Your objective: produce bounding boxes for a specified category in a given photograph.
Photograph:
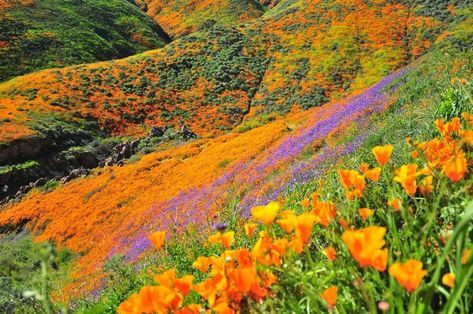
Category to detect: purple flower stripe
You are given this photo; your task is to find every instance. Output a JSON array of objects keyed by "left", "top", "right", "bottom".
[{"left": 111, "top": 68, "right": 409, "bottom": 261}]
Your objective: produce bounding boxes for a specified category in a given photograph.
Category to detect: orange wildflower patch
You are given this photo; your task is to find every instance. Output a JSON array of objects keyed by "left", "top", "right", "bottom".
[
  {"left": 342, "top": 226, "right": 388, "bottom": 271},
  {"left": 394, "top": 164, "right": 419, "bottom": 196},
  {"left": 149, "top": 231, "right": 166, "bottom": 250},
  {"left": 389, "top": 259, "right": 427, "bottom": 292},
  {"left": 372, "top": 145, "right": 394, "bottom": 166},
  {"left": 117, "top": 114, "right": 472, "bottom": 312},
  {"left": 251, "top": 201, "right": 280, "bottom": 225},
  {"left": 321, "top": 286, "right": 338, "bottom": 308},
  {"left": 338, "top": 169, "right": 366, "bottom": 199},
  {"left": 442, "top": 273, "right": 455, "bottom": 288}
]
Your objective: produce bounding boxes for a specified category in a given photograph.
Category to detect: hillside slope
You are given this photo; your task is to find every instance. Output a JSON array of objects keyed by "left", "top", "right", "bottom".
[
  {"left": 133, "top": 0, "right": 265, "bottom": 38},
  {"left": 0, "top": 0, "right": 171, "bottom": 81},
  {"left": 0, "top": 60, "right": 427, "bottom": 297},
  {"left": 0, "top": 0, "right": 452, "bottom": 146},
  {"left": 0, "top": 1, "right": 471, "bottom": 308}
]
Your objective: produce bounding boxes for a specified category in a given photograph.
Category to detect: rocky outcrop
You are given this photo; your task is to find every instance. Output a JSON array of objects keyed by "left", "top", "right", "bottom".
[
  {"left": 0, "top": 136, "right": 50, "bottom": 166},
  {"left": 0, "top": 124, "right": 198, "bottom": 203}
]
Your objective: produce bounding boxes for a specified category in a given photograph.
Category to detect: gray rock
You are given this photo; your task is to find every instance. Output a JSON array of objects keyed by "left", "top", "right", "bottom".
[
  {"left": 148, "top": 126, "right": 165, "bottom": 138},
  {"left": 179, "top": 125, "right": 197, "bottom": 140}
]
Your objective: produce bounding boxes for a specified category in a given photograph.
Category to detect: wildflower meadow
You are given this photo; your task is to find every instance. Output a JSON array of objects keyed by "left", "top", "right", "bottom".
[
  {"left": 117, "top": 113, "right": 473, "bottom": 313},
  {"left": 0, "top": 2, "right": 472, "bottom": 313}
]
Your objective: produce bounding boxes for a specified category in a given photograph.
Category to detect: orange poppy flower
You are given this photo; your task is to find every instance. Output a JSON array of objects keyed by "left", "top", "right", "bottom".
[
  {"left": 301, "top": 198, "right": 310, "bottom": 208},
  {"left": 461, "top": 249, "right": 471, "bottom": 264},
  {"left": 279, "top": 209, "right": 296, "bottom": 219},
  {"left": 365, "top": 167, "right": 381, "bottom": 182},
  {"left": 460, "top": 129, "right": 473, "bottom": 145},
  {"left": 443, "top": 154, "right": 467, "bottom": 182},
  {"left": 338, "top": 169, "right": 365, "bottom": 199},
  {"left": 295, "top": 212, "right": 317, "bottom": 242},
  {"left": 419, "top": 176, "right": 433, "bottom": 195},
  {"left": 442, "top": 273, "right": 455, "bottom": 288},
  {"left": 338, "top": 218, "right": 348, "bottom": 229},
  {"left": 193, "top": 276, "right": 222, "bottom": 307},
  {"left": 211, "top": 297, "right": 233, "bottom": 313},
  {"left": 394, "top": 164, "right": 419, "bottom": 196},
  {"left": 462, "top": 112, "right": 473, "bottom": 126},
  {"left": 289, "top": 235, "right": 304, "bottom": 254},
  {"left": 244, "top": 223, "right": 257, "bottom": 237},
  {"left": 228, "top": 265, "right": 257, "bottom": 293},
  {"left": 359, "top": 208, "right": 374, "bottom": 222},
  {"left": 154, "top": 268, "right": 177, "bottom": 287},
  {"left": 359, "top": 163, "right": 370, "bottom": 173},
  {"left": 137, "top": 285, "right": 179, "bottom": 313},
  {"left": 312, "top": 201, "right": 336, "bottom": 227},
  {"left": 252, "top": 231, "right": 271, "bottom": 258},
  {"left": 310, "top": 192, "right": 319, "bottom": 206},
  {"left": 260, "top": 270, "right": 277, "bottom": 287},
  {"left": 387, "top": 198, "right": 402, "bottom": 212},
  {"left": 209, "top": 231, "right": 234, "bottom": 248},
  {"left": 411, "top": 150, "right": 419, "bottom": 159},
  {"left": 277, "top": 211, "right": 298, "bottom": 233},
  {"left": 435, "top": 119, "right": 445, "bottom": 135},
  {"left": 389, "top": 259, "right": 427, "bottom": 292},
  {"left": 192, "top": 256, "right": 213, "bottom": 273},
  {"left": 321, "top": 286, "right": 338, "bottom": 308},
  {"left": 228, "top": 248, "right": 253, "bottom": 268},
  {"left": 149, "top": 231, "right": 166, "bottom": 250},
  {"left": 251, "top": 201, "right": 280, "bottom": 225},
  {"left": 174, "top": 275, "right": 194, "bottom": 296},
  {"left": 372, "top": 145, "right": 394, "bottom": 166},
  {"left": 253, "top": 236, "right": 289, "bottom": 265},
  {"left": 117, "top": 292, "right": 142, "bottom": 314},
  {"left": 324, "top": 246, "right": 337, "bottom": 261},
  {"left": 342, "top": 226, "right": 388, "bottom": 271}
]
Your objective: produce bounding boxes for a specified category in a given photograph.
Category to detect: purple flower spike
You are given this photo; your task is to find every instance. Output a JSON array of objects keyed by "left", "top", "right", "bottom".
[{"left": 214, "top": 222, "right": 227, "bottom": 232}]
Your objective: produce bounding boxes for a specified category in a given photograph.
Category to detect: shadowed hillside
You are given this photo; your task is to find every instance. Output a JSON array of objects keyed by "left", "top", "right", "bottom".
[{"left": 0, "top": 0, "right": 171, "bottom": 81}]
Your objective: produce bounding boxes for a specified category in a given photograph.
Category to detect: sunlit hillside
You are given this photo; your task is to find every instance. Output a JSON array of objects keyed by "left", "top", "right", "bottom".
[
  {"left": 0, "top": 0, "right": 472, "bottom": 313},
  {"left": 134, "top": 0, "right": 265, "bottom": 38},
  {"left": 0, "top": 0, "right": 453, "bottom": 143}
]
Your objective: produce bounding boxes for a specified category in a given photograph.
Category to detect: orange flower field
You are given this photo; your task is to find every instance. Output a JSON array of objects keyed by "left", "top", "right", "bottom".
[
  {"left": 117, "top": 114, "right": 473, "bottom": 313},
  {"left": 0, "top": 1, "right": 472, "bottom": 313}
]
